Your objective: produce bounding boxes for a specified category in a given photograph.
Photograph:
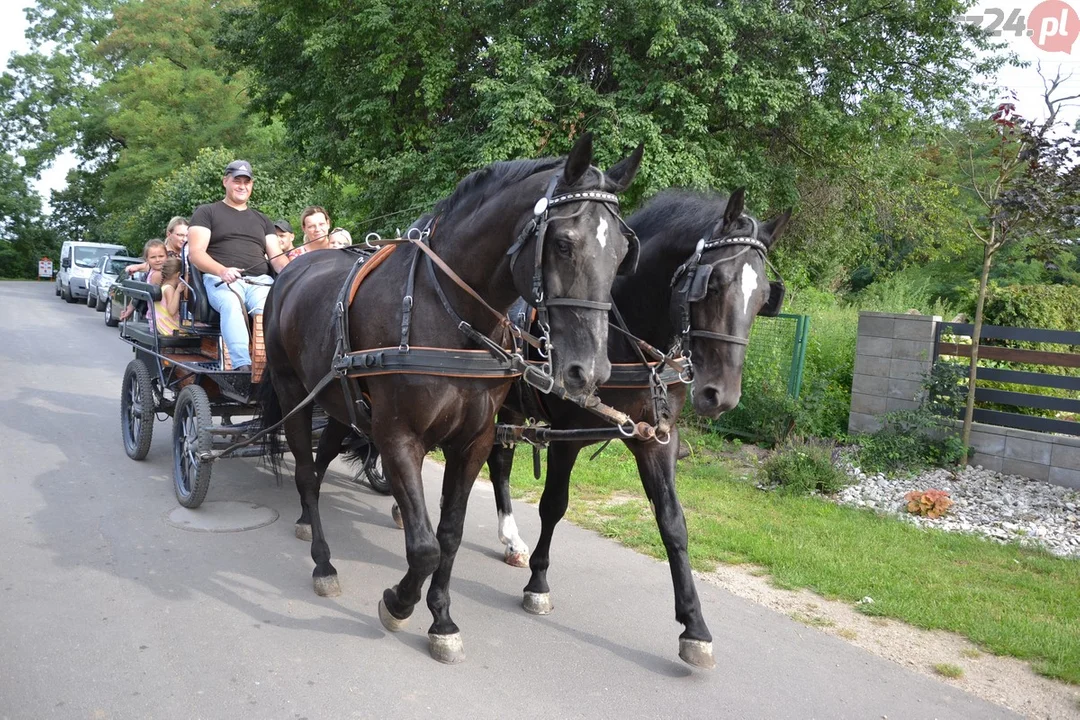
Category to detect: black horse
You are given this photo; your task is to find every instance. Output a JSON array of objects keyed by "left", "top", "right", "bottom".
[
  {"left": 258, "top": 134, "right": 643, "bottom": 663},
  {"left": 484, "top": 189, "right": 791, "bottom": 669}
]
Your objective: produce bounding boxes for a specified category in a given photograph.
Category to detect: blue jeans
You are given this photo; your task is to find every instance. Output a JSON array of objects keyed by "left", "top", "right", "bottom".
[{"left": 202, "top": 274, "right": 272, "bottom": 368}]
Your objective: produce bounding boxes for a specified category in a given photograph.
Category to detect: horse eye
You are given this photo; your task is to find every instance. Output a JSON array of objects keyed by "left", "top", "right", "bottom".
[{"left": 555, "top": 239, "right": 574, "bottom": 256}]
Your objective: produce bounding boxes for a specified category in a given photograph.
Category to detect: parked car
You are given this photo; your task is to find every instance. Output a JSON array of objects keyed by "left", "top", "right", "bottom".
[
  {"left": 56, "top": 240, "right": 127, "bottom": 303},
  {"left": 87, "top": 254, "right": 140, "bottom": 310}
]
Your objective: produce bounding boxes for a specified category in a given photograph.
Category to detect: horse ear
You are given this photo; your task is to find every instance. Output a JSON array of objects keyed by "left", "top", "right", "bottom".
[
  {"left": 724, "top": 188, "right": 746, "bottom": 225},
  {"left": 761, "top": 208, "right": 792, "bottom": 250},
  {"left": 563, "top": 132, "right": 594, "bottom": 186},
  {"left": 605, "top": 142, "right": 644, "bottom": 193}
]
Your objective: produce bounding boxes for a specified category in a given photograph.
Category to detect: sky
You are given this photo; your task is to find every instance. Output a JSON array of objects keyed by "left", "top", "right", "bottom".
[{"left": 0, "top": 1, "right": 1077, "bottom": 211}]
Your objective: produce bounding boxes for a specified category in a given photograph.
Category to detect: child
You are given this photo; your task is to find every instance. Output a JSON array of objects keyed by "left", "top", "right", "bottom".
[
  {"left": 119, "top": 239, "right": 169, "bottom": 322},
  {"left": 153, "top": 257, "right": 184, "bottom": 335}
]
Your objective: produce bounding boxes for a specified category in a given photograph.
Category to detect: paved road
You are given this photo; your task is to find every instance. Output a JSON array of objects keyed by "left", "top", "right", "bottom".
[{"left": 0, "top": 281, "right": 1016, "bottom": 720}]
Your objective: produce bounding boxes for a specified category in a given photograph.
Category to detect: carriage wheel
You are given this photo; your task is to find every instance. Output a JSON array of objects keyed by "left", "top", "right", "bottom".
[
  {"left": 363, "top": 450, "right": 392, "bottom": 495},
  {"left": 121, "top": 359, "right": 155, "bottom": 460},
  {"left": 173, "top": 384, "right": 213, "bottom": 509}
]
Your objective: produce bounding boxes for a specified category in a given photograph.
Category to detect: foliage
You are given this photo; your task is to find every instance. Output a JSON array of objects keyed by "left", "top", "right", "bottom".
[
  {"left": 857, "top": 362, "right": 968, "bottom": 473},
  {"left": 0, "top": 151, "right": 56, "bottom": 278},
  {"left": 759, "top": 437, "right": 848, "bottom": 495},
  {"left": 905, "top": 489, "right": 954, "bottom": 519},
  {"left": 222, "top": 0, "right": 997, "bottom": 232},
  {"left": 0, "top": 0, "right": 277, "bottom": 239},
  {"left": 981, "top": 283, "right": 1080, "bottom": 333}
]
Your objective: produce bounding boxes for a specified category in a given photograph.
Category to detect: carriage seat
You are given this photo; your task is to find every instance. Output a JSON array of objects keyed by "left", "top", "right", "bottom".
[
  {"left": 185, "top": 258, "right": 220, "bottom": 326},
  {"left": 117, "top": 278, "right": 203, "bottom": 349}
]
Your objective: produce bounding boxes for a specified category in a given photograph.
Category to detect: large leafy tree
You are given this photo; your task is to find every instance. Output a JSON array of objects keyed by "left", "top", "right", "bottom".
[
  {"left": 222, "top": 0, "right": 997, "bottom": 234},
  {"left": 1, "top": 0, "right": 264, "bottom": 234}
]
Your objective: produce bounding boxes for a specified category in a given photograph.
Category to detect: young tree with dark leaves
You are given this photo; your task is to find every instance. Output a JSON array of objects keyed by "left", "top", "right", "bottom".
[{"left": 956, "top": 68, "right": 1080, "bottom": 450}]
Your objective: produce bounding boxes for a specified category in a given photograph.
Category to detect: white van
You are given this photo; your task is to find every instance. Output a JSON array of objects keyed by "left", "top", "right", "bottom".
[{"left": 57, "top": 240, "right": 128, "bottom": 303}]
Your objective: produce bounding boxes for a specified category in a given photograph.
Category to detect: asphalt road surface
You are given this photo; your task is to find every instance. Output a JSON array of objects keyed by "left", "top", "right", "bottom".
[{"left": 0, "top": 281, "right": 1016, "bottom": 719}]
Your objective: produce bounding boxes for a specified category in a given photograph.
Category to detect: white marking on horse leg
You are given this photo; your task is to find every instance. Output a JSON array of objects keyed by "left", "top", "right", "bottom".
[
  {"left": 740, "top": 262, "right": 759, "bottom": 314},
  {"left": 596, "top": 216, "right": 609, "bottom": 249},
  {"left": 498, "top": 511, "right": 531, "bottom": 567}
]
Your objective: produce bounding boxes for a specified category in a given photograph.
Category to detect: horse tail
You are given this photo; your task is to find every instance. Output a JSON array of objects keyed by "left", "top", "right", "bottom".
[{"left": 254, "top": 373, "right": 285, "bottom": 479}]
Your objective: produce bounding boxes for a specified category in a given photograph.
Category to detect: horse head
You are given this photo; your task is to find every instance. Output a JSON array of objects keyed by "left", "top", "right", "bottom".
[
  {"left": 673, "top": 188, "right": 791, "bottom": 417},
  {"left": 505, "top": 133, "right": 644, "bottom": 396}
]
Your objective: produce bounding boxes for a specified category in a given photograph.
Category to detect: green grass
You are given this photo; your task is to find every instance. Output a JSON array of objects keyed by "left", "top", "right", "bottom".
[
  {"left": 504, "top": 425, "right": 1080, "bottom": 685},
  {"left": 933, "top": 663, "right": 965, "bottom": 679}
]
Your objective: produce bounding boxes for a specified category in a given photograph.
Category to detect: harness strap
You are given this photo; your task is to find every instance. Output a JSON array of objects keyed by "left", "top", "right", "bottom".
[
  {"left": 689, "top": 329, "right": 750, "bottom": 346},
  {"left": 198, "top": 367, "right": 341, "bottom": 462},
  {"left": 545, "top": 297, "right": 612, "bottom": 311}
]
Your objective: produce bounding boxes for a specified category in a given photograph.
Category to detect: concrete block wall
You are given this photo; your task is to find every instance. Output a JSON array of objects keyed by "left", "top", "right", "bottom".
[
  {"left": 847, "top": 310, "right": 1080, "bottom": 490},
  {"left": 964, "top": 422, "right": 1080, "bottom": 490},
  {"left": 848, "top": 312, "right": 940, "bottom": 435}
]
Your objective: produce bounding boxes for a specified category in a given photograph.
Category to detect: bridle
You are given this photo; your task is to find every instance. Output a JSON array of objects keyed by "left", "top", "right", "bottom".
[
  {"left": 669, "top": 216, "right": 784, "bottom": 372},
  {"left": 504, "top": 172, "right": 640, "bottom": 368}
]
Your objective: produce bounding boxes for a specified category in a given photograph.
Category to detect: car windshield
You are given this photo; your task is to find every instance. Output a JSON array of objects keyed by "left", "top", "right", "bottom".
[
  {"left": 74, "top": 247, "right": 117, "bottom": 268},
  {"left": 107, "top": 258, "right": 138, "bottom": 275}
]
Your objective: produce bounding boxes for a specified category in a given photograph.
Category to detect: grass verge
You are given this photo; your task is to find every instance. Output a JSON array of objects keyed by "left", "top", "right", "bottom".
[{"left": 503, "top": 425, "right": 1080, "bottom": 685}]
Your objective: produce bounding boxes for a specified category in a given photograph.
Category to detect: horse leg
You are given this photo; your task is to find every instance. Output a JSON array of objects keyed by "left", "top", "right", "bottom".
[
  {"left": 486, "top": 440, "right": 530, "bottom": 568},
  {"left": 275, "top": 379, "right": 340, "bottom": 597},
  {"left": 627, "top": 427, "right": 715, "bottom": 669},
  {"left": 423, "top": 444, "right": 488, "bottom": 664},
  {"left": 293, "top": 417, "right": 352, "bottom": 542},
  {"left": 377, "top": 433, "right": 441, "bottom": 635},
  {"left": 522, "top": 441, "right": 584, "bottom": 615}
]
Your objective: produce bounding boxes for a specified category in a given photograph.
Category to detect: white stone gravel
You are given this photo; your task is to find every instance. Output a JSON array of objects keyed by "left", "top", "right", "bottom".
[{"left": 831, "top": 460, "right": 1080, "bottom": 559}]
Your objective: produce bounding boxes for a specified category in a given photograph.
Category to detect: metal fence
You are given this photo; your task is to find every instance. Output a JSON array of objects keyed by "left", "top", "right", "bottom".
[{"left": 706, "top": 312, "right": 809, "bottom": 442}]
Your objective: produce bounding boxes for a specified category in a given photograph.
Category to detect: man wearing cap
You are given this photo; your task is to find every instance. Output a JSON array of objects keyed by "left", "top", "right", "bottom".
[
  {"left": 273, "top": 219, "right": 295, "bottom": 255},
  {"left": 187, "top": 160, "right": 286, "bottom": 373}
]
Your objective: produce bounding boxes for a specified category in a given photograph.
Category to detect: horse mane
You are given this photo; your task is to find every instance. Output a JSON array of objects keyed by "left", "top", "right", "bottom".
[
  {"left": 628, "top": 189, "right": 732, "bottom": 257},
  {"left": 433, "top": 157, "right": 566, "bottom": 221}
]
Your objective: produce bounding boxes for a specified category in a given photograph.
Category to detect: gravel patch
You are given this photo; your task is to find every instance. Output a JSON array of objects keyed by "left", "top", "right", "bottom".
[{"left": 834, "top": 460, "right": 1080, "bottom": 559}]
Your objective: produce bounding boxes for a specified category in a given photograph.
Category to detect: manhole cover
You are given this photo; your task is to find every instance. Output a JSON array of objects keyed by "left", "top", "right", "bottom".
[{"left": 164, "top": 501, "right": 279, "bottom": 533}]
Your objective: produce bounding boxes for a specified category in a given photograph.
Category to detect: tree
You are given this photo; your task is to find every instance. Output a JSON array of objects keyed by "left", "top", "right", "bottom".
[
  {"left": 954, "top": 68, "right": 1080, "bottom": 450},
  {"left": 221, "top": 0, "right": 1000, "bottom": 230}
]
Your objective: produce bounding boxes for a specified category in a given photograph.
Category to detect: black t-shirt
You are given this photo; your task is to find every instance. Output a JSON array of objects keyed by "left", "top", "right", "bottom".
[{"left": 189, "top": 201, "right": 274, "bottom": 277}]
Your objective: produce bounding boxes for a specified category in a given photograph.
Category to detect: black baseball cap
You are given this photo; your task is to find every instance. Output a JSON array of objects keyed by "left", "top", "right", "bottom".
[
  {"left": 224, "top": 160, "right": 253, "bottom": 179},
  {"left": 273, "top": 219, "right": 293, "bottom": 233}
]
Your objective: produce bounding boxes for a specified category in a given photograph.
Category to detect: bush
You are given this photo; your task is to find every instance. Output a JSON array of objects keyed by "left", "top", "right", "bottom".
[
  {"left": 981, "top": 283, "right": 1080, "bottom": 333},
  {"left": 856, "top": 363, "right": 968, "bottom": 472},
  {"left": 759, "top": 437, "right": 849, "bottom": 495}
]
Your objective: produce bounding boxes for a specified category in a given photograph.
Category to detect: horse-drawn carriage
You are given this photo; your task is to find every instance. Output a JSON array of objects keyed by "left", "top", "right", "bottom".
[
  {"left": 114, "top": 134, "right": 790, "bottom": 669},
  {"left": 116, "top": 257, "right": 388, "bottom": 509}
]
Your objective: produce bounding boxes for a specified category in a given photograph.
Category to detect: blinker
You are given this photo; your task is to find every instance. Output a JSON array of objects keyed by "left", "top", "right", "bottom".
[{"left": 688, "top": 264, "right": 713, "bottom": 303}]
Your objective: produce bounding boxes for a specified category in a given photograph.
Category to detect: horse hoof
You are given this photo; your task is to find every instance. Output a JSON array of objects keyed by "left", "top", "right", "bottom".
[
  {"left": 295, "top": 523, "right": 313, "bottom": 542},
  {"left": 378, "top": 599, "right": 409, "bottom": 632},
  {"left": 391, "top": 504, "right": 403, "bottom": 530},
  {"left": 313, "top": 574, "right": 341, "bottom": 598},
  {"left": 428, "top": 632, "right": 465, "bottom": 664},
  {"left": 522, "top": 591, "right": 553, "bottom": 615},
  {"left": 679, "top": 639, "right": 716, "bottom": 669},
  {"left": 504, "top": 550, "right": 530, "bottom": 568}
]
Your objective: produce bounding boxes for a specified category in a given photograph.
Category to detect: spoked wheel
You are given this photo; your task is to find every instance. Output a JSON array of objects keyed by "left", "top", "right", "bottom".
[
  {"left": 120, "top": 359, "right": 155, "bottom": 460},
  {"left": 173, "top": 385, "right": 213, "bottom": 509},
  {"left": 362, "top": 449, "right": 392, "bottom": 495}
]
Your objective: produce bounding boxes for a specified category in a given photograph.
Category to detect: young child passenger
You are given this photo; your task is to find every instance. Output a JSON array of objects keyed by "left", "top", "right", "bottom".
[
  {"left": 153, "top": 257, "right": 184, "bottom": 335},
  {"left": 119, "top": 239, "right": 169, "bottom": 322}
]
